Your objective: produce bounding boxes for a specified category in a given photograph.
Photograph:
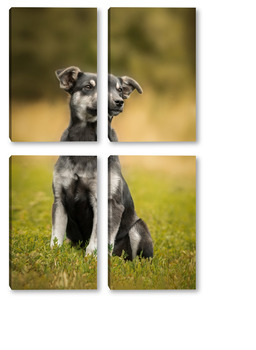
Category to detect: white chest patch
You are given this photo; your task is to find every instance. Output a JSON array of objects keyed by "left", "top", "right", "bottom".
[
  {"left": 54, "top": 163, "right": 96, "bottom": 192},
  {"left": 53, "top": 167, "right": 74, "bottom": 190}
]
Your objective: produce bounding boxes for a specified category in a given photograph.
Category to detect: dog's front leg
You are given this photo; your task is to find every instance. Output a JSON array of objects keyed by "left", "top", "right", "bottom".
[
  {"left": 85, "top": 194, "right": 97, "bottom": 256},
  {"left": 50, "top": 200, "right": 67, "bottom": 247},
  {"left": 108, "top": 198, "right": 124, "bottom": 255}
]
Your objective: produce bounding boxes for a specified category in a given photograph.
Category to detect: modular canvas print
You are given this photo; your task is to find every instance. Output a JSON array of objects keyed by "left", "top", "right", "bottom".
[
  {"left": 108, "top": 156, "right": 196, "bottom": 290},
  {"left": 108, "top": 8, "right": 196, "bottom": 142},
  {"left": 9, "top": 7, "right": 197, "bottom": 291}
]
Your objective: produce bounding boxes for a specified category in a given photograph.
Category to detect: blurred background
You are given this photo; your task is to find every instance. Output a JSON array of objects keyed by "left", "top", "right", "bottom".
[
  {"left": 10, "top": 8, "right": 97, "bottom": 141},
  {"left": 109, "top": 8, "right": 196, "bottom": 141}
]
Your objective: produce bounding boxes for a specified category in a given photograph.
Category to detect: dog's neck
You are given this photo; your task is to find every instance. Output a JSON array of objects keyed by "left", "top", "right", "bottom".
[
  {"left": 61, "top": 111, "right": 97, "bottom": 141},
  {"left": 108, "top": 118, "right": 118, "bottom": 142}
]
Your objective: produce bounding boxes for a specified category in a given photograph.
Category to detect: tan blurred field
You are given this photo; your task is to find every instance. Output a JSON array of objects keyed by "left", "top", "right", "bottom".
[
  {"left": 112, "top": 89, "right": 196, "bottom": 142},
  {"left": 10, "top": 100, "right": 70, "bottom": 142},
  {"left": 10, "top": 92, "right": 195, "bottom": 142}
]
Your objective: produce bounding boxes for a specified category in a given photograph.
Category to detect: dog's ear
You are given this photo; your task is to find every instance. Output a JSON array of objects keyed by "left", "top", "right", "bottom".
[
  {"left": 55, "top": 66, "right": 81, "bottom": 92},
  {"left": 120, "top": 76, "right": 143, "bottom": 99}
]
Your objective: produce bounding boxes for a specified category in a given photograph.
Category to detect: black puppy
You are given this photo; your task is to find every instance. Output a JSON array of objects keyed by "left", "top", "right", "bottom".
[
  {"left": 51, "top": 67, "right": 97, "bottom": 255},
  {"left": 108, "top": 74, "right": 153, "bottom": 260}
]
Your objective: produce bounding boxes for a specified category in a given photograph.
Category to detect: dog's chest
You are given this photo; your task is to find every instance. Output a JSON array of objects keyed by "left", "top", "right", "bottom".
[
  {"left": 68, "top": 123, "right": 97, "bottom": 141},
  {"left": 54, "top": 157, "right": 97, "bottom": 191}
]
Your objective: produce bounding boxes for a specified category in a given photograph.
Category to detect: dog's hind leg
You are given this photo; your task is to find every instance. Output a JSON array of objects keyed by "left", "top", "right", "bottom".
[
  {"left": 50, "top": 200, "right": 68, "bottom": 247},
  {"left": 128, "top": 219, "right": 153, "bottom": 259}
]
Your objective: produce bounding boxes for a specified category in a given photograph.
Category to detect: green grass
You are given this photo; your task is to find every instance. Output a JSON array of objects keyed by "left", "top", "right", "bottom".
[
  {"left": 9, "top": 157, "right": 97, "bottom": 289},
  {"left": 109, "top": 164, "right": 196, "bottom": 290},
  {"left": 10, "top": 156, "right": 196, "bottom": 290}
]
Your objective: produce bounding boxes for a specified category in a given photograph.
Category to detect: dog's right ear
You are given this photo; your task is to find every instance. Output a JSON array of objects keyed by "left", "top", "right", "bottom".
[
  {"left": 55, "top": 66, "right": 81, "bottom": 92},
  {"left": 120, "top": 76, "right": 143, "bottom": 99}
]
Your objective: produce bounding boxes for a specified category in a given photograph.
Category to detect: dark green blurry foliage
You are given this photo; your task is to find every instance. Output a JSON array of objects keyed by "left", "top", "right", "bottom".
[
  {"left": 109, "top": 8, "right": 196, "bottom": 97},
  {"left": 10, "top": 8, "right": 97, "bottom": 101}
]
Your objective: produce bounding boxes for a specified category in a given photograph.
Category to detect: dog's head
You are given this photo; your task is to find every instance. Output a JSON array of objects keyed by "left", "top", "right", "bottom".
[
  {"left": 56, "top": 66, "right": 97, "bottom": 123},
  {"left": 108, "top": 74, "right": 143, "bottom": 120}
]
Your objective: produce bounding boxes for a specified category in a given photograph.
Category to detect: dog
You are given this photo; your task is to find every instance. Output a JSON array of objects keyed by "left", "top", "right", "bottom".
[
  {"left": 108, "top": 74, "right": 154, "bottom": 260},
  {"left": 50, "top": 66, "right": 97, "bottom": 256}
]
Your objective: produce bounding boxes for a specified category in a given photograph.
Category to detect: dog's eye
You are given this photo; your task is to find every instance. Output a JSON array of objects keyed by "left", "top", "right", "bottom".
[
  {"left": 117, "top": 87, "right": 122, "bottom": 92},
  {"left": 83, "top": 85, "right": 92, "bottom": 91}
]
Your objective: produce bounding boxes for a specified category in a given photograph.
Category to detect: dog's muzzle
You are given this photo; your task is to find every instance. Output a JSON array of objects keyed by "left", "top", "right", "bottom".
[
  {"left": 108, "top": 100, "right": 124, "bottom": 117},
  {"left": 108, "top": 108, "right": 123, "bottom": 117},
  {"left": 87, "top": 107, "right": 97, "bottom": 117}
]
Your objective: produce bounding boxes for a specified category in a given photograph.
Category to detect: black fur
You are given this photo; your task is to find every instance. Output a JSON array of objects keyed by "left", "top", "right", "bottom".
[{"left": 61, "top": 174, "right": 94, "bottom": 245}]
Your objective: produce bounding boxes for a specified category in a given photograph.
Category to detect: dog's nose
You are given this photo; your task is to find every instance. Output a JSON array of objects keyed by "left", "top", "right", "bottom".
[{"left": 115, "top": 100, "right": 124, "bottom": 108}]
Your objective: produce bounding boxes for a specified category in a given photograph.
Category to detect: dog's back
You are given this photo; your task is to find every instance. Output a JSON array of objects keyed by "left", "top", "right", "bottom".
[
  {"left": 109, "top": 155, "right": 153, "bottom": 260},
  {"left": 113, "top": 178, "right": 153, "bottom": 260},
  {"left": 107, "top": 74, "right": 153, "bottom": 260}
]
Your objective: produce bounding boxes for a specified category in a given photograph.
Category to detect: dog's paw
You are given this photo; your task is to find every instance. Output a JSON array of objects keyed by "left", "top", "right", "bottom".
[
  {"left": 50, "top": 237, "right": 59, "bottom": 248},
  {"left": 108, "top": 244, "right": 114, "bottom": 256},
  {"left": 85, "top": 244, "right": 97, "bottom": 257}
]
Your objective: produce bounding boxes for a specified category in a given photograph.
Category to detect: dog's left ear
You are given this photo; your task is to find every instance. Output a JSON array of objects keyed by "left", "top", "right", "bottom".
[
  {"left": 55, "top": 66, "right": 81, "bottom": 92},
  {"left": 120, "top": 76, "right": 143, "bottom": 99}
]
